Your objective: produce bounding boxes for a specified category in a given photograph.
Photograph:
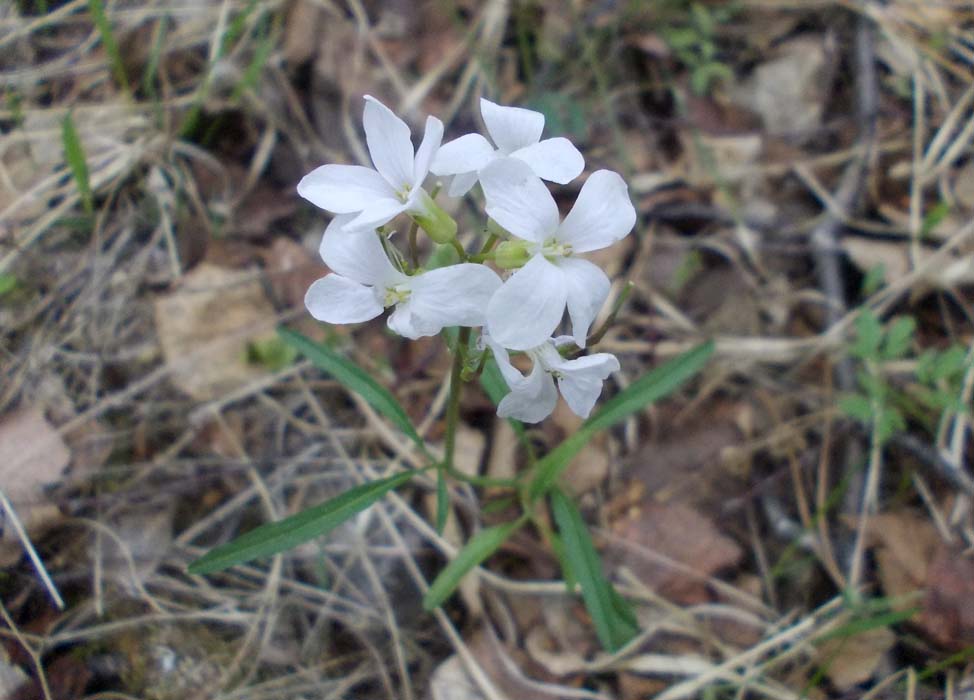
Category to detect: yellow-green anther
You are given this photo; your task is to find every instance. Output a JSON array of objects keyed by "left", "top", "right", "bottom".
[
  {"left": 410, "top": 190, "right": 457, "bottom": 245},
  {"left": 494, "top": 240, "right": 531, "bottom": 269}
]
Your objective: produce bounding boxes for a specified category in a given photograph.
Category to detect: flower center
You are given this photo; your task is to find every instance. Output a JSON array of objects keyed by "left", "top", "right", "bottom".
[
  {"left": 383, "top": 283, "right": 411, "bottom": 307},
  {"left": 539, "top": 237, "right": 572, "bottom": 260},
  {"left": 395, "top": 185, "right": 412, "bottom": 203}
]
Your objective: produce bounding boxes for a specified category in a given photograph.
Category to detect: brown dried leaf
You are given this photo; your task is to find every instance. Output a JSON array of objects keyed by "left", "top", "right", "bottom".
[
  {"left": 864, "top": 510, "right": 940, "bottom": 605},
  {"left": 0, "top": 408, "right": 69, "bottom": 532},
  {"left": 258, "top": 237, "right": 327, "bottom": 310},
  {"left": 607, "top": 501, "right": 742, "bottom": 604},
  {"left": 920, "top": 544, "right": 974, "bottom": 649},
  {"left": 153, "top": 263, "right": 277, "bottom": 400},
  {"left": 817, "top": 627, "right": 895, "bottom": 691}
]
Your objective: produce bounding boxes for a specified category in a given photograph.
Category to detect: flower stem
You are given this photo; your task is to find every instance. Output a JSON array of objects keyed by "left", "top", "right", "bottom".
[{"left": 443, "top": 327, "right": 471, "bottom": 472}]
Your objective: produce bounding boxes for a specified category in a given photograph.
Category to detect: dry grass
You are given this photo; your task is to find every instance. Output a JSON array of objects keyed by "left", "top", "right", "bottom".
[{"left": 1, "top": 0, "right": 973, "bottom": 698}]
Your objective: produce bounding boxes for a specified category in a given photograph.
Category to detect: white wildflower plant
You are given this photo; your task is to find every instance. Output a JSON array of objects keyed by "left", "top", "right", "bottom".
[{"left": 189, "top": 95, "right": 714, "bottom": 654}]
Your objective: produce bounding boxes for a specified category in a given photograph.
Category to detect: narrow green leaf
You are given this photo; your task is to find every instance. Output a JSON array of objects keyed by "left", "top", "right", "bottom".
[
  {"left": 530, "top": 341, "right": 714, "bottom": 498},
  {"left": 61, "top": 113, "right": 93, "bottom": 216},
  {"left": 87, "top": 0, "right": 130, "bottom": 93},
  {"left": 279, "top": 327, "right": 424, "bottom": 449},
  {"left": 189, "top": 470, "right": 415, "bottom": 575},
  {"left": 231, "top": 18, "right": 276, "bottom": 101},
  {"left": 424, "top": 519, "right": 524, "bottom": 610},
  {"left": 551, "top": 489, "right": 638, "bottom": 651}
]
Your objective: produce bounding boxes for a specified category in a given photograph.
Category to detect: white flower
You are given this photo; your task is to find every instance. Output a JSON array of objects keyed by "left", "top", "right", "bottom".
[
  {"left": 430, "top": 98, "right": 584, "bottom": 197},
  {"left": 297, "top": 95, "right": 443, "bottom": 232},
  {"left": 489, "top": 335, "right": 619, "bottom": 423},
  {"left": 480, "top": 157, "right": 636, "bottom": 351},
  {"left": 305, "top": 215, "right": 501, "bottom": 339}
]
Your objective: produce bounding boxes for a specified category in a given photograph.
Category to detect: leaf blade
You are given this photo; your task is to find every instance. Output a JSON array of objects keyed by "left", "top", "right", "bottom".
[
  {"left": 551, "top": 489, "right": 637, "bottom": 651},
  {"left": 423, "top": 519, "right": 524, "bottom": 610},
  {"left": 530, "top": 341, "right": 714, "bottom": 498},
  {"left": 279, "top": 327, "right": 424, "bottom": 448},
  {"left": 188, "top": 470, "right": 415, "bottom": 575}
]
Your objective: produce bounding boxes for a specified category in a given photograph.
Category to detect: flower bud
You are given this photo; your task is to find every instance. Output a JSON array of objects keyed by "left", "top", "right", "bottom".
[
  {"left": 494, "top": 240, "right": 531, "bottom": 269},
  {"left": 487, "top": 218, "right": 510, "bottom": 238},
  {"left": 409, "top": 189, "right": 457, "bottom": 244}
]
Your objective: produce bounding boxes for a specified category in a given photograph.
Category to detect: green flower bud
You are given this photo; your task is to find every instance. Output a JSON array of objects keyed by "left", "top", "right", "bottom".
[
  {"left": 494, "top": 240, "right": 531, "bottom": 269},
  {"left": 487, "top": 217, "right": 510, "bottom": 238},
  {"left": 410, "top": 189, "right": 457, "bottom": 244}
]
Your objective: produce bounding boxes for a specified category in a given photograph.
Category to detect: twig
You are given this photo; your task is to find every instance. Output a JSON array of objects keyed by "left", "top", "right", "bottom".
[{"left": 0, "top": 488, "right": 64, "bottom": 610}]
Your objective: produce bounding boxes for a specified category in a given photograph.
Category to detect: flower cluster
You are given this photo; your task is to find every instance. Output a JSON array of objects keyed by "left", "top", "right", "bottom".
[{"left": 298, "top": 96, "right": 635, "bottom": 423}]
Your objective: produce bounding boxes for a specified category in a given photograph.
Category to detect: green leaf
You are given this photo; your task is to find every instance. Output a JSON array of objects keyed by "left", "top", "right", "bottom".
[
  {"left": 529, "top": 341, "right": 714, "bottom": 499},
  {"left": 246, "top": 336, "right": 297, "bottom": 371},
  {"left": 851, "top": 310, "right": 883, "bottom": 360},
  {"left": 881, "top": 316, "right": 916, "bottom": 360},
  {"left": 423, "top": 519, "right": 524, "bottom": 610},
  {"left": 920, "top": 201, "right": 950, "bottom": 239},
  {"left": 838, "top": 394, "right": 873, "bottom": 423},
  {"left": 87, "top": 0, "right": 130, "bottom": 93},
  {"left": 0, "top": 274, "right": 17, "bottom": 297},
  {"left": 931, "top": 345, "right": 968, "bottom": 383},
  {"left": 860, "top": 263, "right": 886, "bottom": 296},
  {"left": 61, "top": 112, "right": 93, "bottom": 216},
  {"left": 279, "top": 327, "right": 424, "bottom": 449},
  {"left": 189, "top": 470, "right": 416, "bottom": 575},
  {"left": 551, "top": 489, "right": 638, "bottom": 651}
]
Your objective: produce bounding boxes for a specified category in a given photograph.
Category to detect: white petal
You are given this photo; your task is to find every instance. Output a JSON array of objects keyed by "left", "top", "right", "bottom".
[
  {"left": 319, "top": 219, "right": 402, "bottom": 286},
  {"left": 486, "top": 254, "right": 567, "bottom": 351},
  {"left": 480, "top": 157, "right": 559, "bottom": 243},
  {"left": 480, "top": 98, "right": 544, "bottom": 154},
  {"left": 430, "top": 133, "right": 495, "bottom": 176},
  {"left": 412, "top": 115, "right": 444, "bottom": 188},
  {"left": 497, "top": 361, "right": 558, "bottom": 424},
  {"left": 406, "top": 264, "right": 501, "bottom": 329},
  {"left": 345, "top": 197, "right": 409, "bottom": 231},
  {"left": 553, "top": 353, "right": 619, "bottom": 419},
  {"left": 305, "top": 274, "right": 383, "bottom": 324},
  {"left": 557, "top": 170, "right": 637, "bottom": 252},
  {"left": 363, "top": 95, "right": 414, "bottom": 188},
  {"left": 446, "top": 171, "right": 481, "bottom": 198},
  {"left": 511, "top": 137, "right": 584, "bottom": 184},
  {"left": 297, "top": 164, "right": 394, "bottom": 213},
  {"left": 486, "top": 338, "right": 526, "bottom": 391},
  {"left": 559, "top": 257, "right": 610, "bottom": 348}
]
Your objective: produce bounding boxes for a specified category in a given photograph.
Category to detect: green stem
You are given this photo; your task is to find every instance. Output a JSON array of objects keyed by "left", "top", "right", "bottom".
[
  {"left": 443, "top": 327, "right": 471, "bottom": 472},
  {"left": 407, "top": 218, "right": 420, "bottom": 269},
  {"left": 450, "top": 238, "right": 468, "bottom": 262}
]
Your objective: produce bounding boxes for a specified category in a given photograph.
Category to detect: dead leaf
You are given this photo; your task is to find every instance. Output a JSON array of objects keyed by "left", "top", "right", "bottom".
[
  {"left": 0, "top": 407, "right": 69, "bottom": 532},
  {"left": 817, "top": 626, "right": 895, "bottom": 691},
  {"left": 730, "top": 36, "right": 835, "bottom": 138},
  {"left": 607, "top": 500, "right": 742, "bottom": 604},
  {"left": 920, "top": 544, "right": 974, "bottom": 649},
  {"left": 864, "top": 510, "right": 941, "bottom": 606},
  {"left": 431, "top": 654, "right": 487, "bottom": 700},
  {"left": 153, "top": 263, "right": 277, "bottom": 400}
]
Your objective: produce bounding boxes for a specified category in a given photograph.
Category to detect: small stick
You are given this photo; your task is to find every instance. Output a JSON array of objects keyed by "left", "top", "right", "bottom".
[{"left": 0, "top": 488, "right": 64, "bottom": 609}]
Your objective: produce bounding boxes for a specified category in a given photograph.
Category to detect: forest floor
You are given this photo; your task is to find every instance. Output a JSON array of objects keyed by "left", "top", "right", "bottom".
[{"left": 1, "top": 1, "right": 974, "bottom": 698}]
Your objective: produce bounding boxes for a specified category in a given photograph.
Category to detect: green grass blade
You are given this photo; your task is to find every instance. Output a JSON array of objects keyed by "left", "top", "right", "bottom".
[
  {"left": 551, "top": 489, "right": 638, "bottom": 651},
  {"left": 279, "top": 327, "right": 425, "bottom": 449},
  {"left": 423, "top": 518, "right": 525, "bottom": 610},
  {"left": 189, "top": 470, "right": 416, "bottom": 575},
  {"left": 61, "top": 113, "right": 93, "bottom": 216},
  {"left": 87, "top": 0, "right": 130, "bottom": 93},
  {"left": 530, "top": 341, "right": 714, "bottom": 498}
]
